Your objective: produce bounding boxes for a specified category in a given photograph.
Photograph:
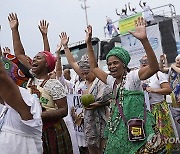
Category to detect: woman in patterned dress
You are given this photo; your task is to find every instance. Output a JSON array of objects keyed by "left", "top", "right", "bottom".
[
  {"left": 140, "top": 55, "right": 176, "bottom": 153},
  {"left": 59, "top": 32, "right": 112, "bottom": 154}
]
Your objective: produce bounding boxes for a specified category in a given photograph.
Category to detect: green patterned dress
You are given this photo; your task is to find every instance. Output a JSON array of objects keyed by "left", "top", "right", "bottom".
[{"left": 104, "top": 90, "right": 155, "bottom": 154}]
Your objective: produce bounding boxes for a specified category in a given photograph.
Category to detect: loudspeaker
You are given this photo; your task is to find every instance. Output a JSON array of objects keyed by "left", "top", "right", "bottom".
[{"left": 159, "top": 19, "right": 177, "bottom": 63}]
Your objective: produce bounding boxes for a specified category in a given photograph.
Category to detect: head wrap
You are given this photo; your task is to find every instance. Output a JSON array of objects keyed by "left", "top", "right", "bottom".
[
  {"left": 78, "top": 54, "right": 90, "bottom": 70},
  {"left": 1, "top": 54, "right": 29, "bottom": 88},
  {"left": 106, "top": 47, "right": 131, "bottom": 67},
  {"left": 40, "top": 51, "right": 56, "bottom": 73},
  {"left": 175, "top": 54, "right": 180, "bottom": 61}
]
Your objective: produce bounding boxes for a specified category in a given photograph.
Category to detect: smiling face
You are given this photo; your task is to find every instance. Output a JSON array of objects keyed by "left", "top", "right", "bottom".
[
  {"left": 32, "top": 53, "right": 48, "bottom": 75},
  {"left": 107, "top": 56, "right": 125, "bottom": 79}
]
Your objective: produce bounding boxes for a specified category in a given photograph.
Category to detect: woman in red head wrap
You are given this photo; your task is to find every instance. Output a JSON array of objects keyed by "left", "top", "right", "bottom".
[{"left": 8, "top": 13, "right": 72, "bottom": 154}]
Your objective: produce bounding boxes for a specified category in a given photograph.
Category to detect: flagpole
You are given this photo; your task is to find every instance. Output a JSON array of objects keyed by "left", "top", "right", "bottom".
[{"left": 79, "top": 0, "right": 89, "bottom": 27}]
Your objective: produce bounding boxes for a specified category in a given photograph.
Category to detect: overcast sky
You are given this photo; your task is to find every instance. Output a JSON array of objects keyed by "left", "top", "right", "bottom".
[{"left": 0, "top": 0, "right": 179, "bottom": 58}]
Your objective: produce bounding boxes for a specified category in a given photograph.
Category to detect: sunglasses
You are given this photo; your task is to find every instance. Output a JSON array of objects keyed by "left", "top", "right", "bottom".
[{"left": 139, "top": 59, "right": 148, "bottom": 64}]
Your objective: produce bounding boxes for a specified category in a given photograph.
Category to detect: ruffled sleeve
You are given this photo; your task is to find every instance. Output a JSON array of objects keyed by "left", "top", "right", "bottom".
[
  {"left": 19, "top": 87, "right": 42, "bottom": 130},
  {"left": 106, "top": 75, "right": 116, "bottom": 89}
]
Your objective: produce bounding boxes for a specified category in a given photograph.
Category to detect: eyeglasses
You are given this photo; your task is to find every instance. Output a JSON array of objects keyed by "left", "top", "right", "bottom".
[{"left": 139, "top": 59, "right": 148, "bottom": 64}]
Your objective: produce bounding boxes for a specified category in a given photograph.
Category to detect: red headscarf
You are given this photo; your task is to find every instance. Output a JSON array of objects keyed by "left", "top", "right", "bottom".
[{"left": 40, "top": 51, "right": 56, "bottom": 73}]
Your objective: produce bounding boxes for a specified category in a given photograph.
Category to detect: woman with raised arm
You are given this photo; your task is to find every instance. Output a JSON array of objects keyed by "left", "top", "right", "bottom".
[
  {"left": 8, "top": 13, "right": 73, "bottom": 154},
  {"left": 139, "top": 0, "right": 154, "bottom": 25},
  {"left": 128, "top": 2, "right": 137, "bottom": 15},
  {"left": 60, "top": 32, "right": 112, "bottom": 154},
  {"left": 139, "top": 55, "right": 177, "bottom": 153},
  {"left": 160, "top": 54, "right": 180, "bottom": 140},
  {"left": 0, "top": 47, "right": 43, "bottom": 153},
  {"left": 86, "top": 17, "right": 167, "bottom": 154},
  {"left": 160, "top": 54, "right": 180, "bottom": 107}
]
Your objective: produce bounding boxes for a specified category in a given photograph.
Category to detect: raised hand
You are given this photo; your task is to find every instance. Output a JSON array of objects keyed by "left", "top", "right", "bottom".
[
  {"left": 129, "top": 17, "right": 147, "bottom": 41},
  {"left": 38, "top": 20, "right": 49, "bottom": 36},
  {"left": 85, "top": 25, "right": 92, "bottom": 44},
  {"left": 3, "top": 47, "right": 11, "bottom": 54},
  {"left": 59, "top": 32, "right": 69, "bottom": 48},
  {"left": 8, "top": 13, "right": 19, "bottom": 30}
]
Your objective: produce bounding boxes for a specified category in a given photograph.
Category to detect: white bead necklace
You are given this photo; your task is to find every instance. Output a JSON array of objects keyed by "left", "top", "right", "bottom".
[{"left": 107, "top": 74, "right": 126, "bottom": 133}]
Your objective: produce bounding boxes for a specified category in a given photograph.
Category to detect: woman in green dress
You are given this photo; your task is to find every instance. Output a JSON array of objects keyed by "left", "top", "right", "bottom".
[{"left": 86, "top": 17, "right": 165, "bottom": 154}]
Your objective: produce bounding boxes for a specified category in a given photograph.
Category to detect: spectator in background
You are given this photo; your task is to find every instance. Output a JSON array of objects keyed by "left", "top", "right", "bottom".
[
  {"left": 160, "top": 54, "right": 180, "bottom": 140},
  {"left": 160, "top": 54, "right": 180, "bottom": 107},
  {"left": 54, "top": 37, "right": 87, "bottom": 154},
  {"left": 63, "top": 68, "right": 72, "bottom": 81},
  {"left": 140, "top": 55, "right": 151, "bottom": 111},
  {"left": 105, "top": 16, "right": 118, "bottom": 38},
  {"left": 139, "top": 0, "right": 154, "bottom": 25},
  {"left": 128, "top": 2, "right": 137, "bottom": 15},
  {"left": 159, "top": 54, "right": 169, "bottom": 79},
  {"left": 54, "top": 43, "right": 74, "bottom": 94},
  {"left": 51, "top": 43, "right": 80, "bottom": 154},
  {"left": 116, "top": 4, "right": 128, "bottom": 19},
  {"left": 60, "top": 32, "right": 112, "bottom": 154},
  {"left": 140, "top": 55, "right": 176, "bottom": 153}
]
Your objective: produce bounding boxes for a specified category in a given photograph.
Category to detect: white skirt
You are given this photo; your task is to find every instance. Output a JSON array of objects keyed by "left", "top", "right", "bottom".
[{"left": 0, "top": 126, "right": 43, "bottom": 154}]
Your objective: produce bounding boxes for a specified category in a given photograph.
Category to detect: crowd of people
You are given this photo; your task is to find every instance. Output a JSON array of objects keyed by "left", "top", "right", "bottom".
[
  {"left": 0, "top": 11, "right": 179, "bottom": 154},
  {"left": 106, "top": 1, "right": 154, "bottom": 38},
  {"left": 115, "top": 0, "right": 154, "bottom": 24}
]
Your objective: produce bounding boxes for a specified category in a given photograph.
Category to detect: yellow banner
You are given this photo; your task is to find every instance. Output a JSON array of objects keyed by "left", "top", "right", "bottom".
[{"left": 119, "top": 13, "right": 142, "bottom": 35}]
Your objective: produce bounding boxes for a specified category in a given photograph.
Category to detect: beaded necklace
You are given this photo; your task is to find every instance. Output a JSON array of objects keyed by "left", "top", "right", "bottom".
[{"left": 107, "top": 74, "right": 126, "bottom": 133}]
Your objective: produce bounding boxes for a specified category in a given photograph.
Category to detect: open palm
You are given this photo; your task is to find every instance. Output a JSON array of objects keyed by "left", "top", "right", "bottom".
[
  {"left": 129, "top": 17, "right": 147, "bottom": 41},
  {"left": 38, "top": 20, "right": 49, "bottom": 35},
  {"left": 59, "top": 32, "right": 69, "bottom": 47},
  {"left": 8, "top": 13, "right": 18, "bottom": 29}
]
